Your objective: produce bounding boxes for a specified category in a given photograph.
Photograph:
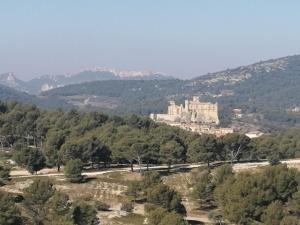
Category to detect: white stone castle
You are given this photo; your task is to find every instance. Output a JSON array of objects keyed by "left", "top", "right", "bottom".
[
  {"left": 150, "top": 96, "right": 233, "bottom": 137},
  {"left": 150, "top": 96, "right": 219, "bottom": 125}
]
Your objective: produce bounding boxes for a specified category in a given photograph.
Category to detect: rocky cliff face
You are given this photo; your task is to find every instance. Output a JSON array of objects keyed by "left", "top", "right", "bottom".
[
  {"left": 193, "top": 55, "right": 294, "bottom": 85},
  {"left": 0, "top": 69, "right": 172, "bottom": 94},
  {"left": 0, "top": 73, "right": 26, "bottom": 90}
]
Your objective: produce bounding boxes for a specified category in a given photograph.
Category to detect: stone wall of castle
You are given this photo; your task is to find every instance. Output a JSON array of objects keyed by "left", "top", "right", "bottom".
[
  {"left": 150, "top": 96, "right": 233, "bottom": 137},
  {"left": 153, "top": 96, "right": 219, "bottom": 125}
]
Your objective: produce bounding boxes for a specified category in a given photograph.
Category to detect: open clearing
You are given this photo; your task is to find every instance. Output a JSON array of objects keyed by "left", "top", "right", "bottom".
[{"left": 2, "top": 159, "right": 300, "bottom": 224}]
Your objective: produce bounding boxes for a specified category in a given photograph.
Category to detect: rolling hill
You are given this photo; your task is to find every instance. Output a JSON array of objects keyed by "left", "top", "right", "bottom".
[
  {"left": 0, "top": 69, "right": 173, "bottom": 94},
  {"left": 0, "top": 73, "right": 26, "bottom": 91},
  {"left": 42, "top": 55, "right": 300, "bottom": 131},
  {"left": 42, "top": 79, "right": 187, "bottom": 115},
  {"left": 0, "top": 84, "right": 70, "bottom": 109},
  {"left": 1, "top": 55, "right": 300, "bottom": 131}
]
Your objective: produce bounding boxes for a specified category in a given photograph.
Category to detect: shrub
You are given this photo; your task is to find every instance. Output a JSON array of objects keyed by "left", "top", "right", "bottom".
[
  {"left": 0, "top": 165, "right": 10, "bottom": 186},
  {"left": 64, "top": 159, "right": 83, "bottom": 183},
  {"left": 95, "top": 201, "right": 110, "bottom": 211},
  {"left": 144, "top": 203, "right": 159, "bottom": 214},
  {"left": 280, "top": 216, "right": 300, "bottom": 225},
  {"left": 142, "top": 171, "right": 161, "bottom": 188},
  {"left": 147, "top": 206, "right": 167, "bottom": 225},
  {"left": 262, "top": 201, "right": 284, "bottom": 225},
  {"left": 147, "top": 184, "right": 186, "bottom": 214},
  {"left": 192, "top": 169, "right": 214, "bottom": 205},
  {"left": 72, "top": 201, "right": 99, "bottom": 225},
  {"left": 13, "top": 194, "right": 24, "bottom": 203},
  {"left": 126, "top": 180, "right": 142, "bottom": 201},
  {"left": 0, "top": 191, "right": 23, "bottom": 225},
  {"left": 23, "top": 178, "right": 56, "bottom": 224},
  {"left": 13, "top": 148, "right": 45, "bottom": 174},
  {"left": 213, "top": 164, "right": 233, "bottom": 185},
  {"left": 121, "top": 202, "right": 134, "bottom": 213},
  {"left": 268, "top": 154, "right": 281, "bottom": 166},
  {"left": 158, "top": 212, "right": 189, "bottom": 225},
  {"left": 214, "top": 164, "right": 299, "bottom": 224}
]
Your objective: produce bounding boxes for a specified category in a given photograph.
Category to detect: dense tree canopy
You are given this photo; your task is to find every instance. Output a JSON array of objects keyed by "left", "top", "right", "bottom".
[
  {"left": 0, "top": 191, "right": 22, "bottom": 225},
  {"left": 1, "top": 101, "right": 300, "bottom": 174},
  {"left": 1, "top": 177, "right": 99, "bottom": 225},
  {"left": 1, "top": 101, "right": 300, "bottom": 225},
  {"left": 13, "top": 148, "right": 46, "bottom": 174},
  {"left": 187, "top": 134, "right": 220, "bottom": 167},
  {"left": 213, "top": 164, "right": 300, "bottom": 224},
  {"left": 64, "top": 159, "right": 83, "bottom": 183},
  {"left": 0, "top": 165, "right": 10, "bottom": 186},
  {"left": 72, "top": 201, "right": 99, "bottom": 225}
]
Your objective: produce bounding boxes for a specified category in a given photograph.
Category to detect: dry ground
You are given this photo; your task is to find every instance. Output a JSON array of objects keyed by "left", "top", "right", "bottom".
[{"left": 2, "top": 159, "right": 300, "bottom": 224}]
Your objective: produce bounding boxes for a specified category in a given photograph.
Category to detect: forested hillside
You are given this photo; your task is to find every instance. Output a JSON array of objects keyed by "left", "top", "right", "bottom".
[
  {"left": 1, "top": 101, "right": 300, "bottom": 224},
  {"left": 43, "top": 55, "right": 300, "bottom": 130},
  {"left": 42, "top": 79, "right": 189, "bottom": 115},
  {"left": 0, "top": 84, "right": 69, "bottom": 109},
  {"left": 1, "top": 101, "right": 300, "bottom": 174},
  {"left": 195, "top": 55, "right": 300, "bottom": 129},
  {"left": 0, "top": 84, "right": 37, "bottom": 103},
  {"left": 2, "top": 55, "right": 300, "bottom": 130}
]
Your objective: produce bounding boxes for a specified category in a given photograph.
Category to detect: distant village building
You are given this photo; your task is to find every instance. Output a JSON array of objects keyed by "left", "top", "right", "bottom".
[
  {"left": 245, "top": 131, "right": 264, "bottom": 139},
  {"left": 150, "top": 96, "right": 233, "bottom": 137},
  {"left": 232, "top": 108, "right": 243, "bottom": 119}
]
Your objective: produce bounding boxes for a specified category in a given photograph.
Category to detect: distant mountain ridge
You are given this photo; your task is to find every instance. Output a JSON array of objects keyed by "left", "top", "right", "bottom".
[
  {"left": 192, "top": 55, "right": 293, "bottom": 85},
  {"left": 1, "top": 54, "right": 300, "bottom": 130},
  {"left": 0, "top": 73, "right": 26, "bottom": 91},
  {"left": 0, "top": 83, "right": 69, "bottom": 109},
  {"left": 42, "top": 54, "right": 300, "bottom": 130},
  {"left": 0, "top": 68, "right": 173, "bottom": 94}
]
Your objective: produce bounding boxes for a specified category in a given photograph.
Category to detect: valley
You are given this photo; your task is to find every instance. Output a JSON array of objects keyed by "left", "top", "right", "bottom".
[
  {"left": 2, "top": 2, "right": 300, "bottom": 225},
  {"left": 1, "top": 55, "right": 300, "bottom": 225},
  {"left": 2, "top": 55, "right": 300, "bottom": 132},
  {"left": 1, "top": 101, "right": 300, "bottom": 224},
  {"left": 2, "top": 153, "right": 300, "bottom": 225}
]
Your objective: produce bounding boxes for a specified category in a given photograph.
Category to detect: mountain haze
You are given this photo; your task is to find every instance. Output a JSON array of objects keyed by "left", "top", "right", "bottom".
[
  {"left": 0, "top": 73, "right": 26, "bottom": 91},
  {"left": 1, "top": 55, "right": 300, "bottom": 130},
  {"left": 42, "top": 55, "right": 300, "bottom": 130},
  {"left": 0, "top": 83, "right": 70, "bottom": 109},
  {"left": 0, "top": 69, "right": 173, "bottom": 94}
]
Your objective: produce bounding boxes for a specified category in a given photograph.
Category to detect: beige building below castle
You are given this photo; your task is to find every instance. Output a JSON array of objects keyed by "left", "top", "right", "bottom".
[
  {"left": 150, "top": 96, "right": 219, "bottom": 125},
  {"left": 150, "top": 96, "right": 233, "bottom": 137}
]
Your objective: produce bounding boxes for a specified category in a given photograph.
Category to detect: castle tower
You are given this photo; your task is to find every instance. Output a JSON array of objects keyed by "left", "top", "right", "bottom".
[
  {"left": 151, "top": 96, "right": 220, "bottom": 125},
  {"left": 184, "top": 100, "right": 189, "bottom": 112},
  {"left": 192, "top": 96, "right": 199, "bottom": 102}
]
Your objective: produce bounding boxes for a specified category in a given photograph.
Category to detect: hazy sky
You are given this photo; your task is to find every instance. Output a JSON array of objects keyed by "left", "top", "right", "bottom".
[{"left": 1, "top": 0, "right": 300, "bottom": 80}]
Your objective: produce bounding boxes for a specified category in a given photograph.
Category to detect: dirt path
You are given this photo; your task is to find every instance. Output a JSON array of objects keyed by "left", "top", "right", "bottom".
[
  {"left": 10, "top": 158, "right": 300, "bottom": 179},
  {"left": 10, "top": 164, "right": 203, "bottom": 178},
  {"left": 10, "top": 168, "right": 129, "bottom": 178},
  {"left": 233, "top": 158, "right": 300, "bottom": 172},
  {"left": 8, "top": 159, "right": 300, "bottom": 225},
  {"left": 185, "top": 216, "right": 211, "bottom": 223}
]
